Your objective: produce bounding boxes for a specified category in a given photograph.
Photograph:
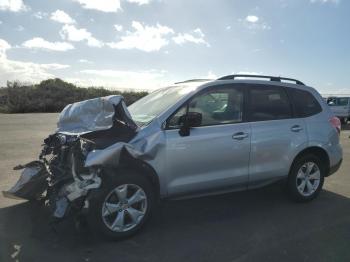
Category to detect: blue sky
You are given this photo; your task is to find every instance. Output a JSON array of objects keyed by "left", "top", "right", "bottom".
[{"left": 0, "top": 0, "right": 349, "bottom": 93}]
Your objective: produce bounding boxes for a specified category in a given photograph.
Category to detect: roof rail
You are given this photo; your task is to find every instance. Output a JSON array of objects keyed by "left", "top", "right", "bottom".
[
  {"left": 175, "top": 79, "right": 212, "bottom": 84},
  {"left": 217, "top": 74, "right": 305, "bottom": 85}
]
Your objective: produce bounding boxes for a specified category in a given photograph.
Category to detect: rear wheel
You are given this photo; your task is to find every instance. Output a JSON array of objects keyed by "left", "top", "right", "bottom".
[
  {"left": 287, "top": 154, "right": 325, "bottom": 202},
  {"left": 87, "top": 170, "right": 155, "bottom": 240}
]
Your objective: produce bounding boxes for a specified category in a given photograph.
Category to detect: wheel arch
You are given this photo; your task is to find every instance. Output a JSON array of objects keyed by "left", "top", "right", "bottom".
[
  {"left": 111, "top": 152, "right": 161, "bottom": 201},
  {"left": 290, "top": 146, "right": 330, "bottom": 176}
]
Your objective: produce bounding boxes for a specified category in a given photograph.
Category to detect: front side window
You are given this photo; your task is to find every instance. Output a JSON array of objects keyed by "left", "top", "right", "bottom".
[
  {"left": 167, "top": 87, "right": 244, "bottom": 129},
  {"left": 327, "top": 97, "right": 337, "bottom": 106},
  {"left": 249, "top": 86, "right": 292, "bottom": 121},
  {"left": 290, "top": 88, "right": 322, "bottom": 117}
]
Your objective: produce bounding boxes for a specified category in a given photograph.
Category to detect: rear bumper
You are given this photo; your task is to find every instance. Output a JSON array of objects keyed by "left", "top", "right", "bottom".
[{"left": 327, "top": 158, "right": 342, "bottom": 177}]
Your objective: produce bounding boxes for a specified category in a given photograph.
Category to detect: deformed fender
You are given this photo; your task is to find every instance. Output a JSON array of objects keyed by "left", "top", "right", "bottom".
[{"left": 84, "top": 130, "right": 165, "bottom": 168}]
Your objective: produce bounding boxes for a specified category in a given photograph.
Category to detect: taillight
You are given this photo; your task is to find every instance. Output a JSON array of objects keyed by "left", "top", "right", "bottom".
[{"left": 330, "top": 116, "right": 341, "bottom": 134}]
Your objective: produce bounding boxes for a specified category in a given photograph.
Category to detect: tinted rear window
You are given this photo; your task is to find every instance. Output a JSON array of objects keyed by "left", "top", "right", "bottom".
[
  {"left": 290, "top": 88, "right": 322, "bottom": 117},
  {"left": 336, "top": 97, "right": 349, "bottom": 106},
  {"left": 249, "top": 86, "right": 292, "bottom": 121}
]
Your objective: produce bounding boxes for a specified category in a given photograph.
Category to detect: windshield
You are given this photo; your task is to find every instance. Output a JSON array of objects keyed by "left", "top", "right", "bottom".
[{"left": 128, "top": 85, "right": 197, "bottom": 126}]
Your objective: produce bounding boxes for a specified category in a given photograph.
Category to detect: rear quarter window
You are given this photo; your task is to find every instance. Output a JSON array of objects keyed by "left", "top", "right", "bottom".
[{"left": 290, "top": 88, "right": 322, "bottom": 117}]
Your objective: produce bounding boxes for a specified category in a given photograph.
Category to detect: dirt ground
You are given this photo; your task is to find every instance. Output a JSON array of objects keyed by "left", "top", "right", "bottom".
[{"left": 1, "top": 113, "right": 350, "bottom": 262}]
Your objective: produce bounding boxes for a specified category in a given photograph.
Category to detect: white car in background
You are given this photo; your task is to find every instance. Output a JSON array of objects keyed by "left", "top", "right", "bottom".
[{"left": 326, "top": 97, "right": 350, "bottom": 124}]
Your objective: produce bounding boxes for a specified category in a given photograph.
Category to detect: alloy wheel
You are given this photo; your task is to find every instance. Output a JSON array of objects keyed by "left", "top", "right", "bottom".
[
  {"left": 296, "top": 162, "right": 321, "bottom": 197},
  {"left": 101, "top": 184, "right": 148, "bottom": 232}
]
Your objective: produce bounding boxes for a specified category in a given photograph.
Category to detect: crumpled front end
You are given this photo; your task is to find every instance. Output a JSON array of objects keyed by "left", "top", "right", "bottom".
[{"left": 2, "top": 95, "right": 147, "bottom": 221}]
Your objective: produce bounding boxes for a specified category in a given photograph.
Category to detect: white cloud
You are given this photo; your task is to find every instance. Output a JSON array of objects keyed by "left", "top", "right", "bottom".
[
  {"left": 78, "top": 59, "right": 93, "bottom": 64},
  {"left": 126, "top": 0, "right": 151, "bottom": 5},
  {"left": 108, "top": 21, "right": 174, "bottom": 52},
  {"left": 80, "top": 69, "right": 162, "bottom": 78},
  {"left": 60, "top": 24, "right": 104, "bottom": 47},
  {"left": 173, "top": 28, "right": 210, "bottom": 47},
  {"left": 72, "top": 0, "right": 121, "bottom": 12},
  {"left": 0, "top": 39, "right": 11, "bottom": 54},
  {"left": 310, "top": 0, "right": 339, "bottom": 3},
  {"left": 15, "top": 25, "right": 24, "bottom": 31},
  {"left": 239, "top": 16, "right": 271, "bottom": 31},
  {"left": 237, "top": 71, "right": 261, "bottom": 74},
  {"left": 33, "top": 11, "right": 48, "bottom": 19},
  {"left": 77, "top": 68, "right": 167, "bottom": 89},
  {"left": 203, "top": 71, "right": 217, "bottom": 79},
  {"left": 72, "top": 0, "right": 153, "bottom": 12},
  {"left": 0, "top": 0, "right": 28, "bottom": 12},
  {"left": 246, "top": 15, "right": 259, "bottom": 23},
  {"left": 0, "top": 39, "right": 69, "bottom": 86},
  {"left": 22, "top": 37, "right": 75, "bottom": 51},
  {"left": 40, "top": 64, "right": 70, "bottom": 70},
  {"left": 114, "top": 24, "right": 123, "bottom": 32},
  {"left": 50, "top": 10, "right": 76, "bottom": 24}
]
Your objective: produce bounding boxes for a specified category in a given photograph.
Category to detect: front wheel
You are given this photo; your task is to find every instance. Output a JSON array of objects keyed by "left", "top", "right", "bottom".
[
  {"left": 87, "top": 170, "right": 155, "bottom": 240},
  {"left": 287, "top": 154, "right": 325, "bottom": 202}
]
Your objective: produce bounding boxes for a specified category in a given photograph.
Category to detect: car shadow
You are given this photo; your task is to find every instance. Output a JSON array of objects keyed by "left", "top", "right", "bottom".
[{"left": 1, "top": 184, "right": 350, "bottom": 262}]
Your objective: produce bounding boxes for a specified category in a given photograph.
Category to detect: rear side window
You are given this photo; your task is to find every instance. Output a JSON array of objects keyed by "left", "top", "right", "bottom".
[
  {"left": 290, "top": 89, "right": 322, "bottom": 117},
  {"left": 249, "top": 86, "right": 292, "bottom": 121},
  {"left": 337, "top": 98, "right": 349, "bottom": 106}
]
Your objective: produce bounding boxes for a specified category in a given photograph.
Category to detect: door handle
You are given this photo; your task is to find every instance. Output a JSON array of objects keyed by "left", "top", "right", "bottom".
[
  {"left": 232, "top": 132, "right": 248, "bottom": 140},
  {"left": 291, "top": 125, "right": 303, "bottom": 132}
]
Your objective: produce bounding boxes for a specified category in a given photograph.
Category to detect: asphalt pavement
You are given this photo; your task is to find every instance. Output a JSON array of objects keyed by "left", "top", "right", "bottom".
[{"left": 0, "top": 113, "right": 350, "bottom": 262}]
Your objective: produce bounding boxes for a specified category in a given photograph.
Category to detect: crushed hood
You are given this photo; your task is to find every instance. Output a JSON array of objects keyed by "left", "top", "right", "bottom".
[
  {"left": 55, "top": 95, "right": 162, "bottom": 169},
  {"left": 57, "top": 95, "right": 137, "bottom": 135}
]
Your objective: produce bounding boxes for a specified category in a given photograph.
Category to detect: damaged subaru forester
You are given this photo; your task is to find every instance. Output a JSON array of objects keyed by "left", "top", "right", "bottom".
[{"left": 3, "top": 75, "right": 343, "bottom": 240}]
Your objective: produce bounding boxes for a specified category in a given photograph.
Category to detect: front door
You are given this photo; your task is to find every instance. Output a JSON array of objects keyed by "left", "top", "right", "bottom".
[{"left": 164, "top": 85, "right": 251, "bottom": 197}]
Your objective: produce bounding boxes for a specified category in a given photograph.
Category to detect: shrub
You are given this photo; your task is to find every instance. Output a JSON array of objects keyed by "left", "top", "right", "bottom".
[{"left": 0, "top": 78, "right": 148, "bottom": 113}]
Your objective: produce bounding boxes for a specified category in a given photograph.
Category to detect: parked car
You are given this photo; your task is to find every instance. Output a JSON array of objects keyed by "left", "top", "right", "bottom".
[
  {"left": 326, "top": 96, "right": 350, "bottom": 124},
  {"left": 3, "top": 74, "right": 343, "bottom": 240}
]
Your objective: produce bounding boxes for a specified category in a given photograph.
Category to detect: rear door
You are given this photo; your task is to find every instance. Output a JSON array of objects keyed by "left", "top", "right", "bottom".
[
  {"left": 164, "top": 85, "right": 251, "bottom": 197},
  {"left": 247, "top": 85, "right": 308, "bottom": 188}
]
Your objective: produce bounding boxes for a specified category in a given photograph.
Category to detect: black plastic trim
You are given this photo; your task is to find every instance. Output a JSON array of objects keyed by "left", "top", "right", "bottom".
[{"left": 218, "top": 74, "right": 305, "bottom": 86}]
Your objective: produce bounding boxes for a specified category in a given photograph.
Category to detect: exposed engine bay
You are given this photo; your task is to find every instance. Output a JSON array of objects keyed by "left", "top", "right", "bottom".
[{"left": 2, "top": 95, "right": 142, "bottom": 221}]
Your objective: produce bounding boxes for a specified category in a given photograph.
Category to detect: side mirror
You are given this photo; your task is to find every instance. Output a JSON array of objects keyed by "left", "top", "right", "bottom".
[{"left": 179, "top": 112, "right": 202, "bottom": 136}]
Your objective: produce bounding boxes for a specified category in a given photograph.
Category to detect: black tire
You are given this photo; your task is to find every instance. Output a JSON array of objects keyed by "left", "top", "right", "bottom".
[
  {"left": 87, "top": 169, "right": 155, "bottom": 240},
  {"left": 287, "top": 154, "right": 325, "bottom": 202},
  {"left": 342, "top": 118, "right": 348, "bottom": 125}
]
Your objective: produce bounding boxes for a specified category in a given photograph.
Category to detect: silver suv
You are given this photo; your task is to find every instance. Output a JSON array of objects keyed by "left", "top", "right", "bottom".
[{"left": 4, "top": 74, "right": 343, "bottom": 239}]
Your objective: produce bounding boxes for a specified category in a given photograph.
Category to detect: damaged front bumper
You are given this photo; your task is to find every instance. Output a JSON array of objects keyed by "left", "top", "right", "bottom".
[
  {"left": 2, "top": 161, "right": 48, "bottom": 200},
  {"left": 2, "top": 136, "right": 103, "bottom": 219},
  {"left": 3, "top": 95, "right": 140, "bottom": 221}
]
